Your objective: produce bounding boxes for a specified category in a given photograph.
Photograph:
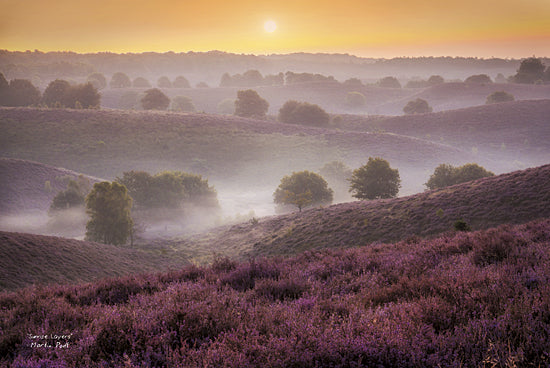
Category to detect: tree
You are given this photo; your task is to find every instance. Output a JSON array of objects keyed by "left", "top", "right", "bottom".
[
  {"left": 110, "top": 72, "right": 132, "bottom": 88},
  {"left": 42, "top": 79, "right": 71, "bottom": 107},
  {"left": 345, "top": 92, "right": 366, "bottom": 108},
  {"left": 486, "top": 91, "right": 514, "bottom": 104},
  {"left": 196, "top": 82, "right": 209, "bottom": 88},
  {"left": 173, "top": 76, "right": 191, "bottom": 88},
  {"left": 234, "top": 89, "right": 269, "bottom": 118},
  {"left": 6, "top": 79, "right": 41, "bottom": 106},
  {"left": 171, "top": 95, "right": 196, "bottom": 112},
  {"left": 132, "top": 77, "right": 151, "bottom": 88},
  {"left": 273, "top": 171, "right": 333, "bottom": 212},
  {"left": 319, "top": 161, "right": 353, "bottom": 202},
  {"left": 0, "top": 72, "right": 8, "bottom": 106},
  {"left": 425, "top": 163, "right": 494, "bottom": 190},
  {"left": 377, "top": 76, "right": 401, "bottom": 88},
  {"left": 141, "top": 88, "right": 170, "bottom": 110},
  {"left": 349, "top": 157, "right": 401, "bottom": 200},
  {"left": 85, "top": 181, "right": 133, "bottom": 245},
  {"left": 50, "top": 176, "right": 92, "bottom": 212},
  {"left": 403, "top": 98, "right": 432, "bottom": 115},
  {"left": 427, "top": 75, "right": 444, "bottom": 85},
  {"left": 217, "top": 98, "right": 235, "bottom": 114},
  {"left": 278, "top": 100, "right": 330, "bottom": 126},
  {"left": 71, "top": 82, "right": 100, "bottom": 108},
  {"left": 87, "top": 73, "right": 107, "bottom": 89},
  {"left": 513, "top": 58, "right": 545, "bottom": 84},
  {"left": 157, "top": 76, "right": 172, "bottom": 88},
  {"left": 464, "top": 74, "right": 492, "bottom": 84}
]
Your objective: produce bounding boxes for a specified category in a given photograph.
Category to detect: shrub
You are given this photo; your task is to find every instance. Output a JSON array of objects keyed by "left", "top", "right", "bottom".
[
  {"left": 454, "top": 219, "right": 471, "bottom": 232},
  {"left": 464, "top": 74, "right": 492, "bottom": 84},
  {"left": 377, "top": 76, "right": 401, "bottom": 88},
  {"left": 403, "top": 98, "right": 432, "bottom": 115},
  {"left": 486, "top": 91, "right": 514, "bottom": 104},
  {"left": 141, "top": 88, "right": 170, "bottom": 110},
  {"left": 234, "top": 89, "right": 269, "bottom": 119},
  {"left": 110, "top": 72, "right": 131, "bottom": 88},
  {"left": 217, "top": 98, "right": 235, "bottom": 114},
  {"left": 278, "top": 100, "right": 330, "bottom": 127},
  {"left": 171, "top": 95, "right": 196, "bottom": 112},
  {"left": 345, "top": 91, "right": 366, "bottom": 108}
]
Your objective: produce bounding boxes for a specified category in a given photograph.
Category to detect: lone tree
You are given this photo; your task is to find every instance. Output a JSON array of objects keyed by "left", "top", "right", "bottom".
[
  {"left": 403, "top": 98, "right": 432, "bottom": 115},
  {"left": 141, "top": 88, "right": 170, "bottom": 110},
  {"left": 110, "top": 72, "right": 132, "bottom": 88},
  {"left": 486, "top": 91, "right": 514, "bottom": 104},
  {"left": 87, "top": 73, "right": 107, "bottom": 89},
  {"left": 273, "top": 171, "right": 333, "bottom": 212},
  {"left": 234, "top": 89, "right": 269, "bottom": 119},
  {"left": 349, "top": 157, "right": 401, "bottom": 200},
  {"left": 278, "top": 100, "right": 330, "bottom": 127},
  {"left": 157, "top": 76, "right": 172, "bottom": 88},
  {"left": 173, "top": 76, "right": 191, "bottom": 88},
  {"left": 345, "top": 92, "right": 367, "bottom": 108},
  {"left": 425, "top": 163, "right": 494, "bottom": 190},
  {"left": 85, "top": 181, "right": 133, "bottom": 245},
  {"left": 50, "top": 175, "right": 92, "bottom": 212}
]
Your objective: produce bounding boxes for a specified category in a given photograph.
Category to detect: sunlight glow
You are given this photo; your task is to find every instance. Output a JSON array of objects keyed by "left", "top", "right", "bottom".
[{"left": 264, "top": 20, "right": 277, "bottom": 33}]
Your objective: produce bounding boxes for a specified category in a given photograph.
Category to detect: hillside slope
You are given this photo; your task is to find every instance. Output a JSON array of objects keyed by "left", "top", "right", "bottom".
[
  {"left": 337, "top": 99, "right": 550, "bottom": 167},
  {"left": 0, "top": 158, "right": 101, "bottom": 214},
  {"left": 0, "top": 107, "right": 474, "bottom": 191},
  {"left": 162, "top": 164, "right": 550, "bottom": 262},
  {"left": 0, "top": 231, "right": 188, "bottom": 291}
]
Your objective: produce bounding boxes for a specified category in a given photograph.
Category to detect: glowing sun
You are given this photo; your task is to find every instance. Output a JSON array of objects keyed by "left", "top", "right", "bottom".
[{"left": 264, "top": 20, "right": 277, "bottom": 33}]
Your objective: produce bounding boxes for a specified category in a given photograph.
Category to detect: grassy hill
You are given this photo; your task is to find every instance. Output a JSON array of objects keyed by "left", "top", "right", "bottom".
[
  {"left": 0, "top": 107, "right": 473, "bottom": 194},
  {"left": 0, "top": 231, "right": 188, "bottom": 291},
  {"left": 1, "top": 219, "right": 549, "bottom": 366},
  {"left": 161, "top": 164, "right": 550, "bottom": 262},
  {"left": 0, "top": 158, "right": 101, "bottom": 214},
  {"left": 335, "top": 99, "right": 550, "bottom": 168}
]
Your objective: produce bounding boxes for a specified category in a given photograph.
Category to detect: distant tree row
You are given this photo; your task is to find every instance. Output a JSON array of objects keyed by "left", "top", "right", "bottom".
[
  {"left": 0, "top": 73, "right": 100, "bottom": 108},
  {"left": 109, "top": 72, "right": 192, "bottom": 89},
  {"left": 220, "top": 70, "right": 284, "bottom": 87}
]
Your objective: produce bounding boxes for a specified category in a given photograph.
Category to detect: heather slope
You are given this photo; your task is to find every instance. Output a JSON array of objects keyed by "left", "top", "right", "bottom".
[
  {"left": 335, "top": 99, "right": 550, "bottom": 167},
  {"left": 0, "top": 231, "right": 188, "bottom": 291},
  {"left": 2, "top": 219, "right": 550, "bottom": 367},
  {"left": 0, "top": 158, "right": 101, "bottom": 214},
  {"left": 163, "top": 164, "right": 550, "bottom": 261},
  {"left": 0, "top": 107, "right": 473, "bottom": 193}
]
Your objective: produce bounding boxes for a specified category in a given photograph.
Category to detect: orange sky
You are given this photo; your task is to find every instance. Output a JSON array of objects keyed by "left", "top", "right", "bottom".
[{"left": 2, "top": 0, "right": 549, "bottom": 57}]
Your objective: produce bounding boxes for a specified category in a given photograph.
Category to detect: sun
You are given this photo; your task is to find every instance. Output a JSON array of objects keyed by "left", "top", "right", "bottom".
[{"left": 264, "top": 20, "right": 277, "bottom": 33}]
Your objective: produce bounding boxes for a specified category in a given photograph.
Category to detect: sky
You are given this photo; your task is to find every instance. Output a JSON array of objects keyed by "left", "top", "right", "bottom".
[{"left": 2, "top": 0, "right": 550, "bottom": 58}]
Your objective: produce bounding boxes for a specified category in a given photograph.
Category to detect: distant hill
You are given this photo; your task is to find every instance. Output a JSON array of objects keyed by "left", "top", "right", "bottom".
[
  {"left": 0, "top": 231, "right": 188, "bottom": 291},
  {"left": 0, "top": 158, "right": 101, "bottom": 214},
  {"left": 336, "top": 99, "right": 550, "bottom": 169},
  {"left": 0, "top": 107, "right": 472, "bottom": 194},
  {"left": 162, "top": 164, "right": 550, "bottom": 262}
]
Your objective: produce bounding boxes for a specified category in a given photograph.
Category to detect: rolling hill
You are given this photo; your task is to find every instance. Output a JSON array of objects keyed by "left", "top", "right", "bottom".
[
  {"left": 0, "top": 107, "right": 474, "bottom": 195},
  {"left": 158, "top": 164, "right": 550, "bottom": 262},
  {"left": 0, "top": 231, "right": 188, "bottom": 291}
]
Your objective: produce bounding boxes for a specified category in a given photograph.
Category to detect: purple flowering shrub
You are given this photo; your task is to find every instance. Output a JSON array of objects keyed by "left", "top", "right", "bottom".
[{"left": 2, "top": 219, "right": 550, "bottom": 367}]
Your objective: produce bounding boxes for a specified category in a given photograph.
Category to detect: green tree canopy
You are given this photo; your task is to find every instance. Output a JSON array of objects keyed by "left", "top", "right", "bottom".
[
  {"left": 403, "top": 98, "right": 433, "bottom": 115},
  {"left": 349, "top": 157, "right": 401, "bottom": 200},
  {"left": 234, "top": 89, "right": 269, "bottom": 119},
  {"left": 278, "top": 100, "right": 330, "bottom": 127},
  {"left": 116, "top": 170, "right": 218, "bottom": 210},
  {"left": 50, "top": 175, "right": 92, "bottom": 212},
  {"left": 85, "top": 181, "right": 133, "bottom": 245},
  {"left": 110, "top": 72, "right": 132, "bottom": 88},
  {"left": 141, "top": 88, "right": 170, "bottom": 110},
  {"left": 425, "top": 163, "right": 494, "bottom": 190},
  {"left": 274, "top": 171, "right": 333, "bottom": 212}
]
